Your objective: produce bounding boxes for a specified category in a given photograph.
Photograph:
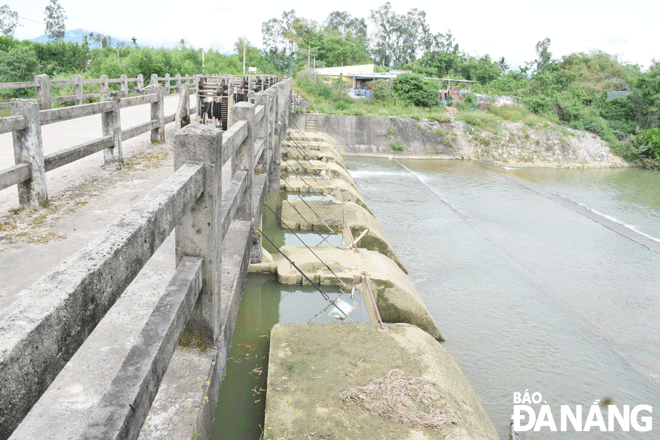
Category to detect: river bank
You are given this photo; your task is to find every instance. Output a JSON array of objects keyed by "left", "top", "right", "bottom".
[{"left": 291, "top": 112, "right": 628, "bottom": 168}]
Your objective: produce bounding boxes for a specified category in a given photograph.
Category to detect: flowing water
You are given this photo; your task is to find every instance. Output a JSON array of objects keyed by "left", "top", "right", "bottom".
[{"left": 345, "top": 157, "right": 660, "bottom": 439}]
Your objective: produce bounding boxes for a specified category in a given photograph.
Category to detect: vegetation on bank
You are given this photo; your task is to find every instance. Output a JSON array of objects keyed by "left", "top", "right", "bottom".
[
  {"left": 294, "top": 71, "right": 450, "bottom": 122},
  {"left": 1, "top": 0, "right": 659, "bottom": 167}
]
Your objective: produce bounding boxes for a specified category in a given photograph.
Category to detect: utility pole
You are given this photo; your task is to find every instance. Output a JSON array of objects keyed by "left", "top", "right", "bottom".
[{"left": 243, "top": 38, "right": 246, "bottom": 75}]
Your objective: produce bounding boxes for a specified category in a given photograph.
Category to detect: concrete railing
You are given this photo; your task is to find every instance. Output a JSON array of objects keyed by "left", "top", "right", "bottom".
[
  {"left": 0, "top": 73, "right": 197, "bottom": 110},
  {"left": 0, "top": 78, "right": 292, "bottom": 440},
  {"left": 0, "top": 83, "right": 195, "bottom": 208}
]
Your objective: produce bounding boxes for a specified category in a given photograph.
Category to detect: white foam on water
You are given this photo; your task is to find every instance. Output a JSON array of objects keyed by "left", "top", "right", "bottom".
[{"left": 565, "top": 197, "right": 660, "bottom": 244}]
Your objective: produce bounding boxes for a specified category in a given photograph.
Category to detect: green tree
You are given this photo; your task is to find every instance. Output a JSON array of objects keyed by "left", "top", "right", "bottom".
[
  {"left": 323, "top": 11, "right": 367, "bottom": 41},
  {"left": 44, "top": 0, "right": 67, "bottom": 41},
  {"left": 392, "top": 73, "right": 440, "bottom": 107},
  {"left": 0, "top": 4, "right": 20, "bottom": 38},
  {"left": 369, "top": 2, "right": 432, "bottom": 67},
  {"left": 261, "top": 10, "right": 298, "bottom": 75},
  {"left": 535, "top": 38, "right": 552, "bottom": 72},
  {"left": 631, "top": 69, "right": 660, "bottom": 130}
]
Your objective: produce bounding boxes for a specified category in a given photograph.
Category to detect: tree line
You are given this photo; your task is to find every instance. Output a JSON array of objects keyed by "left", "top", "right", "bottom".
[{"left": 0, "top": 1, "right": 658, "bottom": 164}]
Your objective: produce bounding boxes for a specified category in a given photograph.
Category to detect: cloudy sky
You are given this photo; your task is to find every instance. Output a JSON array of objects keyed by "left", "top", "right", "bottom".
[{"left": 6, "top": 0, "right": 659, "bottom": 70}]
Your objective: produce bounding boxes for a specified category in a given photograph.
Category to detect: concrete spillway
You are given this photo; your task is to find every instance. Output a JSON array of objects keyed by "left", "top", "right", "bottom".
[{"left": 254, "top": 130, "right": 499, "bottom": 439}]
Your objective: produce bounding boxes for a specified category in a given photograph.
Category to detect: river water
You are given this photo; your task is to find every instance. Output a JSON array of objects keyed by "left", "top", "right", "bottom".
[{"left": 345, "top": 157, "right": 660, "bottom": 439}]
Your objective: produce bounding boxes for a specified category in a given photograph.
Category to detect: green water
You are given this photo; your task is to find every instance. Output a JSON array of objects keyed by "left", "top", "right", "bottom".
[{"left": 210, "top": 192, "right": 368, "bottom": 439}]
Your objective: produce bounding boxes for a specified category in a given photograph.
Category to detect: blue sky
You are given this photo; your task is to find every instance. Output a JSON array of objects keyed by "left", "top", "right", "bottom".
[{"left": 6, "top": 0, "right": 659, "bottom": 70}]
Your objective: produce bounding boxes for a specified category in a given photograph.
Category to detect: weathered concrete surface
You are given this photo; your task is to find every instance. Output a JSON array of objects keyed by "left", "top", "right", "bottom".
[
  {"left": 281, "top": 176, "right": 369, "bottom": 212},
  {"left": 282, "top": 141, "right": 346, "bottom": 167},
  {"left": 290, "top": 113, "right": 458, "bottom": 157},
  {"left": 264, "top": 322, "right": 499, "bottom": 440},
  {"left": 251, "top": 245, "right": 442, "bottom": 340},
  {"left": 281, "top": 200, "right": 406, "bottom": 272},
  {"left": 281, "top": 159, "right": 358, "bottom": 191}
]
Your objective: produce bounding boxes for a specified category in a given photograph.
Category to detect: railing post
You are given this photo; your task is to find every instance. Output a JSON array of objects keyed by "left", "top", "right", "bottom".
[
  {"left": 150, "top": 85, "right": 165, "bottom": 143},
  {"left": 150, "top": 73, "right": 158, "bottom": 86},
  {"left": 101, "top": 91, "right": 122, "bottom": 164},
  {"left": 175, "top": 73, "right": 181, "bottom": 93},
  {"left": 121, "top": 74, "right": 128, "bottom": 98},
  {"left": 265, "top": 87, "right": 280, "bottom": 192},
  {"left": 164, "top": 73, "right": 170, "bottom": 95},
  {"left": 11, "top": 99, "right": 48, "bottom": 207},
  {"left": 175, "top": 84, "right": 190, "bottom": 130},
  {"left": 230, "top": 102, "right": 255, "bottom": 220},
  {"left": 34, "top": 74, "right": 51, "bottom": 110},
  {"left": 100, "top": 74, "right": 108, "bottom": 93},
  {"left": 74, "top": 75, "right": 83, "bottom": 105},
  {"left": 137, "top": 74, "right": 144, "bottom": 89},
  {"left": 255, "top": 91, "right": 270, "bottom": 168},
  {"left": 174, "top": 124, "right": 222, "bottom": 343}
]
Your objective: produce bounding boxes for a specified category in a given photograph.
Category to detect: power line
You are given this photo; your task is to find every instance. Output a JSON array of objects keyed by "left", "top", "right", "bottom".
[{"left": 17, "top": 15, "right": 43, "bottom": 25}]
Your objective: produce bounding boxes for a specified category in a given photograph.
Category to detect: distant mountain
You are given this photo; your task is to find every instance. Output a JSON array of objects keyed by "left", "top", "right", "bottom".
[{"left": 29, "top": 28, "right": 135, "bottom": 49}]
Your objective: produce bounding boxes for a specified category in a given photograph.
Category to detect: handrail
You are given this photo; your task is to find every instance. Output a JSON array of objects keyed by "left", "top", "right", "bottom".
[{"left": 0, "top": 78, "right": 293, "bottom": 440}]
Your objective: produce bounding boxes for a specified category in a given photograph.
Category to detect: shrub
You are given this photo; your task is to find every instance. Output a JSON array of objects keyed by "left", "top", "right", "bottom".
[
  {"left": 390, "top": 140, "right": 405, "bottom": 151},
  {"left": 0, "top": 47, "right": 41, "bottom": 98},
  {"left": 371, "top": 79, "right": 392, "bottom": 101},
  {"left": 392, "top": 73, "right": 440, "bottom": 107}
]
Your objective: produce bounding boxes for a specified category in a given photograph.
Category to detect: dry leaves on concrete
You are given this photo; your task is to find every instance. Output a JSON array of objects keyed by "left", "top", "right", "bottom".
[{"left": 339, "top": 369, "right": 462, "bottom": 431}]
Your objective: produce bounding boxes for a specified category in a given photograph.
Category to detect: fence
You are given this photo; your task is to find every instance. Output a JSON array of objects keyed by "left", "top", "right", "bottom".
[
  {"left": 0, "top": 73, "right": 199, "bottom": 111},
  {"left": 0, "top": 81, "right": 195, "bottom": 208},
  {"left": 0, "top": 78, "right": 292, "bottom": 440}
]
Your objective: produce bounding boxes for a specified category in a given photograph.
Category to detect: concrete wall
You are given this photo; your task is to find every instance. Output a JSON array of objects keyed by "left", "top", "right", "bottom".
[{"left": 292, "top": 113, "right": 458, "bottom": 156}]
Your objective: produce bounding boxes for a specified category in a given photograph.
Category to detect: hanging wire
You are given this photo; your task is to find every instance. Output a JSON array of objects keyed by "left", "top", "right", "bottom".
[
  {"left": 281, "top": 179, "right": 338, "bottom": 233},
  {"left": 258, "top": 228, "right": 354, "bottom": 321},
  {"left": 263, "top": 203, "right": 350, "bottom": 289},
  {"left": 281, "top": 198, "right": 339, "bottom": 246}
]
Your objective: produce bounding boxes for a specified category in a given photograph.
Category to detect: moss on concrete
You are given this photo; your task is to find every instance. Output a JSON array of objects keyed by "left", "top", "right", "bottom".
[
  {"left": 264, "top": 322, "right": 499, "bottom": 440},
  {"left": 280, "top": 200, "right": 406, "bottom": 272}
]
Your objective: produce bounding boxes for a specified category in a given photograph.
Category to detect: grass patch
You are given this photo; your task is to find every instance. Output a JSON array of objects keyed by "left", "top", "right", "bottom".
[
  {"left": 456, "top": 109, "right": 501, "bottom": 129},
  {"left": 390, "top": 141, "right": 405, "bottom": 151}
]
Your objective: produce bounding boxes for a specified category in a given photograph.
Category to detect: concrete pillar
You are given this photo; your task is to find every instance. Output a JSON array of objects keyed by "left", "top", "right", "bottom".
[
  {"left": 150, "top": 73, "right": 158, "bottom": 86},
  {"left": 255, "top": 91, "right": 270, "bottom": 157},
  {"left": 150, "top": 85, "right": 165, "bottom": 143},
  {"left": 74, "top": 75, "right": 83, "bottom": 105},
  {"left": 175, "top": 84, "right": 190, "bottom": 130},
  {"left": 174, "top": 124, "right": 223, "bottom": 343},
  {"left": 137, "top": 74, "right": 144, "bottom": 89},
  {"left": 230, "top": 102, "right": 255, "bottom": 220},
  {"left": 34, "top": 74, "right": 51, "bottom": 110},
  {"left": 11, "top": 99, "right": 48, "bottom": 207},
  {"left": 175, "top": 73, "right": 181, "bottom": 93},
  {"left": 121, "top": 74, "right": 128, "bottom": 98},
  {"left": 101, "top": 91, "right": 122, "bottom": 164},
  {"left": 100, "top": 75, "right": 108, "bottom": 93},
  {"left": 164, "top": 73, "right": 171, "bottom": 95}
]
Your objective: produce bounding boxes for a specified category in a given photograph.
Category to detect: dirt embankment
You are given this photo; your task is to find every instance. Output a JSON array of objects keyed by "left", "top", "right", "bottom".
[{"left": 291, "top": 112, "right": 627, "bottom": 168}]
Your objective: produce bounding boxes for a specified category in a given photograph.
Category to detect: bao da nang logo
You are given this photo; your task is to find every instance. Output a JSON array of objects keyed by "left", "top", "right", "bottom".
[{"left": 511, "top": 390, "right": 653, "bottom": 433}]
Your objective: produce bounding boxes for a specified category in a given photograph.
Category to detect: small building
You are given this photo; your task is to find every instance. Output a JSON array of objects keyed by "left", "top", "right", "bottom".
[{"left": 315, "top": 64, "right": 400, "bottom": 89}]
